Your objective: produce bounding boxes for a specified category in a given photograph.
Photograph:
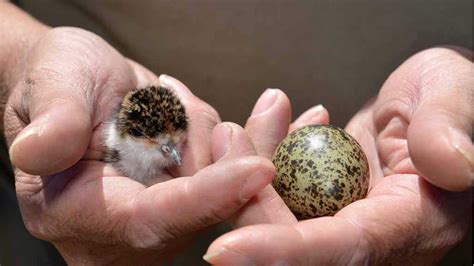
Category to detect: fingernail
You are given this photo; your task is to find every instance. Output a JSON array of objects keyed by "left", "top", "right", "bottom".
[
  {"left": 251, "top": 89, "right": 279, "bottom": 116},
  {"left": 453, "top": 144, "right": 474, "bottom": 185},
  {"left": 9, "top": 119, "right": 46, "bottom": 156},
  {"left": 449, "top": 127, "right": 474, "bottom": 185},
  {"left": 305, "top": 104, "right": 326, "bottom": 123},
  {"left": 453, "top": 144, "right": 474, "bottom": 168},
  {"left": 158, "top": 74, "right": 172, "bottom": 87},
  {"left": 203, "top": 248, "right": 224, "bottom": 263},
  {"left": 449, "top": 127, "right": 474, "bottom": 168},
  {"left": 214, "top": 123, "right": 233, "bottom": 160},
  {"left": 313, "top": 104, "right": 325, "bottom": 113},
  {"left": 241, "top": 168, "right": 273, "bottom": 200},
  {"left": 203, "top": 247, "right": 256, "bottom": 265},
  {"left": 305, "top": 104, "right": 325, "bottom": 122}
]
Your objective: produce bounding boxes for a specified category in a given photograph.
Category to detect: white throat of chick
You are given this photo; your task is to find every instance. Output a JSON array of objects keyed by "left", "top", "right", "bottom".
[{"left": 103, "top": 86, "right": 188, "bottom": 185}]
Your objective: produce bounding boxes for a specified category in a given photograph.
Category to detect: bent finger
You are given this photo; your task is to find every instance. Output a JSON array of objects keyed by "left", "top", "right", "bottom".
[{"left": 127, "top": 156, "right": 275, "bottom": 249}]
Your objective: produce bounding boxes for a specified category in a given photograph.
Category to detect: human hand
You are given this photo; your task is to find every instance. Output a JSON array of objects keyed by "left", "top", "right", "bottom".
[
  {"left": 205, "top": 47, "right": 473, "bottom": 265},
  {"left": 4, "top": 27, "right": 274, "bottom": 264}
]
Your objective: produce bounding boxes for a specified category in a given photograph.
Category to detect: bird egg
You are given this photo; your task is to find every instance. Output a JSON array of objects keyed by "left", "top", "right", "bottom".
[{"left": 272, "top": 125, "right": 369, "bottom": 219}]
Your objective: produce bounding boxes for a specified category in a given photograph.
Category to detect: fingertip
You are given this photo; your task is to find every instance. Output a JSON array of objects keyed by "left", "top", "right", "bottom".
[
  {"left": 249, "top": 88, "right": 291, "bottom": 119},
  {"left": 408, "top": 116, "right": 473, "bottom": 191},
  {"left": 158, "top": 74, "right": 194, "bottom": 100},
  {"left": 204, "top": 227, "right": 258, "bottom": 265},
  {"left": 212, "top": 122, "right": 256, "bottom": 162},
  {"left": 224, "top": 155, "right": 275, "bottom": 182},
  {"left": 246, "top": 89, "right": 292, "bottom": 158},
  {"left": 204, "top": 224, "right": 303, "bottom": 265},
  {"left": 290, "top": 104, "right": 330, "bottom": 133},
  {"left": 204, "top": 246, "right": 256, "bottom": 266},
  {"left": 10, "top": 104, "right": 92, "bottom": 176}
]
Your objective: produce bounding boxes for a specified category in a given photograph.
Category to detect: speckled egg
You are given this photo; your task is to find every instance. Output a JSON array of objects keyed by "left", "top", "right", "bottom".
[{"left": 272, "top": 125, "right": 369, "bottom": 219}]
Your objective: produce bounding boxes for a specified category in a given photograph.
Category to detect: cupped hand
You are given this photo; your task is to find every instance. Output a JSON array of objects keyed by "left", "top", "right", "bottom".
[
  {"left": 205, "top": 47, "right": 473, "bottom": 265},
  {"left": 4, "top": 27, "right": 274, "bottom": 264}
]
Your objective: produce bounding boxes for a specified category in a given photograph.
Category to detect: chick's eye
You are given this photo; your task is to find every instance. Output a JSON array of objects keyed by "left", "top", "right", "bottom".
[
  {"left": 128, "top": 128, "right": 142, "bottom": 137},
  {"left": 162, "top": 145, "right": 171, "bottom": 153}
]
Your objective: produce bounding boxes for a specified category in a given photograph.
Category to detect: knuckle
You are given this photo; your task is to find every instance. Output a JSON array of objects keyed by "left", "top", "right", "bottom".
[
  {"left": 200, "top": 203, "right": 237, "bottom": 227},
  {"left": 47, "top": 26, "right": 107, "bottom": 50},
  {"left": 23, "top": 219, "right": 48, "bottom": 240},
  {"left": 121, "top": 201, "right": 167, "bottom": 251},
  {"left": 241, "top": 155, "right": 274, "bottom": 171},
  {"left": 188, "top": 178, "right": 241, "bottom": 226},
  {"left": 215, "top": 193, "right": 246, "bottom": 218},
  {"left": 384, "top": 46, "right": 473, "bottom": 104},
  {"left": 414, "top": 46, "right": 470, "bottom": 62},
  {"left": 407, "top": 47, "right": 472, "bottom": 80},
  {"left": 124, "top": 222, "right": 164, "bottom": 250}
]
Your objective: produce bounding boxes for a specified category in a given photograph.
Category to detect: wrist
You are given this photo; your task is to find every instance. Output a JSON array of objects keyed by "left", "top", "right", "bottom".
[
  {"left": 0, "top": 2, "right": 49, "bottom": 92},
  {"left": 0, "top": 2, "right": 49, "bottom": 132}
]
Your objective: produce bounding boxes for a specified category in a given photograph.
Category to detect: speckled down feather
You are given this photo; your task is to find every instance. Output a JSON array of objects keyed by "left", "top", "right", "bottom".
[
  {"left": 103, "top": 86, "right": 188, "bottom": 185},
  {"left": 116, "top": 86, "right": 188, "bottom": 138}
]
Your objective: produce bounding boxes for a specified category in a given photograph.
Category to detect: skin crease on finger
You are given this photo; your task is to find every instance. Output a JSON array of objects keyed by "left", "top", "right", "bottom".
[{"left": 373, "top": 47, "right": 474, "bottom": 191}]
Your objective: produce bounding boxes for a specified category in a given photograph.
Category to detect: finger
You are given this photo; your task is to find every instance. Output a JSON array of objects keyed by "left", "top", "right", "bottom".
[
  {"left": 8, "top": 89, "right": 93, "bottom": 176},
  {"left": 245, "top": 89, "right": 291, "bottom": 158},
  {"left": 126, "top": 58, "right": 160, "bottom": 88},
  {"left": 212, "top": 122, "right": 256, "bottom": 162},
  {"left": 205, "top": 174, "right": 472, "bottom": 265},
  {"left": 234, "top": 89, "right": 296, "bottom": 227},
  {"left": 5, "top": 27, "right": 138, "bottom": 176},
  {"left": 344, "top": 97, "right": 385, "bottom": 184},
  {"left": 403, "top": 48, "right": 473, "bottom": 191},
  {"left": 159, "top": 74, "right": 221, "bottom": 176},
  {"left": 373, "top": 47, "right": 474, "bottom": 191},
  {"left": 126, "top": 156, "right": 275, "bottom": 249},
  {"left": 289, "top": 104, "right": 330, "bottom": 133},
  {"left": 408, "top": 85, "right": 473, "bottom": 191},
  {"left": 204, "top": 224, "right": 307, "bottom": 265},
  {"left": 158, "top": 74, "right": 194, "bottom": 102},
  {"left": 204, "top": 217, "right": 366, "bottom": 265}
]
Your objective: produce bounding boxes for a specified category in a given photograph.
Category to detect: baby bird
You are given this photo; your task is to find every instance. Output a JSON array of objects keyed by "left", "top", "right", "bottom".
[{"left": 103, "top": 86, "right": 188, "bottom": 185}]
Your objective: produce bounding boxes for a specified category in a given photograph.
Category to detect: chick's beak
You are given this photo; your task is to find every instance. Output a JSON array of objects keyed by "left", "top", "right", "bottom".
[{"left": 163, "top": 143, "right": 182, "bottom": 166}]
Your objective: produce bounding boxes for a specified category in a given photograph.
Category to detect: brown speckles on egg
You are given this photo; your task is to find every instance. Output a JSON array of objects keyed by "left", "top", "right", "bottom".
[{"left": 272, "top": 125, "right": 369, "bottom": 219}]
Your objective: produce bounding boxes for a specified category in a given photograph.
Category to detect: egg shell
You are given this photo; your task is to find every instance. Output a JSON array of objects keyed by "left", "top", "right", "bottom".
[{"left": 272, "top": 124, "right": 369, "bottom": 219}]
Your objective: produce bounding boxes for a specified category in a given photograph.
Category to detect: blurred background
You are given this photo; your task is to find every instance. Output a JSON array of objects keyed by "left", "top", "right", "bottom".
[{"left": 1, "top": 0, "right": 472, "bottom": 265}]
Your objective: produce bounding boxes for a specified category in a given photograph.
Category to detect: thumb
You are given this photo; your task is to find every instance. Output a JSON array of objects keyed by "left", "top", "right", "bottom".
[
  {"left": 407, "top": 86, "right": 473, "bottom": 191},
  {"left": 5, "top": 27, "right": 128, "bottom": 176},
  {"left": 9, "top": 89, "right": 92, "bottom": 176},
  {"left": 407, "top": 48, "right": 473, "bottom": 191},
  {"left": 204, "top": 218, "right": 366, "bottom": 265}
]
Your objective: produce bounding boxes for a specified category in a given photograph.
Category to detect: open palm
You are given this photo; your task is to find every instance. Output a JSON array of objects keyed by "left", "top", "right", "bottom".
[
  {"left": 5, "top": 27, "right": 274, "bottom": 264},
  {"left": 205, "top": 47, "right": 473, "bottom": 265}
]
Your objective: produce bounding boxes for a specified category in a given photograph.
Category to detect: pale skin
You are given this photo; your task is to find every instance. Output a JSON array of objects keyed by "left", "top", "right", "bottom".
[{"left": 1, "top": 2, "right": 472, "bottom": 265}]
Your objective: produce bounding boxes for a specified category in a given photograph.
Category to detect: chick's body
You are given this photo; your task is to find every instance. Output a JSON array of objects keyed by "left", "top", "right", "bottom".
[{"left": 104, "top": 86, "right": 188, "bottom": 185}]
